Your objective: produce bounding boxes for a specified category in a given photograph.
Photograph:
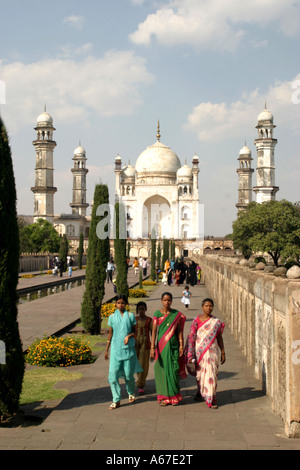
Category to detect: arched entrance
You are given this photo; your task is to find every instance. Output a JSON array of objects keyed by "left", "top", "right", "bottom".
[{"left": 142, "top": 195, "right": 171, "bottom": 238}]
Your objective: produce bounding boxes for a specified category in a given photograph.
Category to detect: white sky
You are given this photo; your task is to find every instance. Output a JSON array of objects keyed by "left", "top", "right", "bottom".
[{"left": 0, "top": 0, "right": 299, "bottom": 236}]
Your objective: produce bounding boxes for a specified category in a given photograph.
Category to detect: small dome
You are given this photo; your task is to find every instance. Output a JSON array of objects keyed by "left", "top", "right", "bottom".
[
  {"left": 239, "top": 145, "right": 251, "bottom": 156},
  {"left": 122, "top": 164, "right": 136, "bottom": 179},
  {"left": 74, "top": 145, "right": 86, "bottom": 157},
  {"left": 177, "top": 164, "right": 192, "bottom": 178},
  {"left": 257, "top": 108, "right": 273, "bottom": 124},
  {"left": 115, "top": 154, "right": 122, "bottom": 162},
  {"left": 37, "top": 110, "right": 53, "bottom": 127}
]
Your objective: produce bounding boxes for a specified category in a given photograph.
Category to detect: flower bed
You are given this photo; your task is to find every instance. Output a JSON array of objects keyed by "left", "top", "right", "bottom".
[
  {"left": 142, "top": 280, "right": 157, "bottom": 286},
  {"left": 101, "top": 302, "right": 116, "bottom": 317},
  {"left": 129, "top": 288, "right": 147, "bottom": 298},
  {"left": 26, "top": 336, "right": 93, "bottom": 367}
]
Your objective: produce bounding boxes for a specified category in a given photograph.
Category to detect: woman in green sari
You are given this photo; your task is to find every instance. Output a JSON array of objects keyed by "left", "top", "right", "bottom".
[{"left": 150, "top": 292, "right": 186, "bottom": 406}]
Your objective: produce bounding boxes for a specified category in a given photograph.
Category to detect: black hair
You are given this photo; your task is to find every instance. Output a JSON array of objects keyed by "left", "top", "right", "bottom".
[
  {"left": 136, "top": 301, "right": 147, "bottom": 312},
  {"left": 185, "top": 285, "right": 189, "bottom": 290},
  {"left": 115, "top": 294, "right": 128, "bottom": 304},
  {"left": 161, "top": 292, "right": 173, "bottom": 301},
  {"left": 202, "top": 298, "right": 214, "bottom": 307}
]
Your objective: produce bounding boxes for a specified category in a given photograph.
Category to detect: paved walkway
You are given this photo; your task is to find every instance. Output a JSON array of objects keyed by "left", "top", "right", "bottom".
[{"left": 1, "top": 275, "right": 300, "bottom": 451}]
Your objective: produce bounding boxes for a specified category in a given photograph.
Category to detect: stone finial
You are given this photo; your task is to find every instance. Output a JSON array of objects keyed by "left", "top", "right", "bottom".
[{"left": 287, "top": 265, "right": 300, "bottom": 279}]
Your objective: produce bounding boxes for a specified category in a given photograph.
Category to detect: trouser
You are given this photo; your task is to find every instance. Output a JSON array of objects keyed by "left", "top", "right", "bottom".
[
  {"left": 106, "top": 270, "right": 113, "bottom": 282},
  {"left": 110, "top": 377, "right": 135, "bottom": 403}
]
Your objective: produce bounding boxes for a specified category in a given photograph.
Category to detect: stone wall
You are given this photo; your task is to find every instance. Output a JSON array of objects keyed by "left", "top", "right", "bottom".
[
  {"left": 200, "top": 255, "right": 300, "bottom": 438},
  {"left": 19, "top": 254, "right": 87, "bottom": 273}
]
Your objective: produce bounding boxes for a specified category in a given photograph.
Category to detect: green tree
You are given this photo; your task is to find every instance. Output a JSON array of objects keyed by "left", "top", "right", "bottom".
[
  {"left": 114, "top": 202, "right": 129, "bottom": 298},
  {"left": 151, "top": 236, "right": 156, "bottom": 281},
  {"left": 157, "top": 242, "right": 161, "bottom": 272},
  {"left": 0, "top": 116, "right": 24, "bottom": 418},
  {"left": 81, "top": 185, "right": 110, "bottom": 334},
  {"left": 127, "top": 241, "right": 131, "bottom": 258},
  {"left": 59, "top": 234, "right": 69, "bottom": 272},
  {"left": 232, "top": 200, "right": 300, "bottom": 266},
  {"left": 170, "top": 239, "right": 175, "bottom": 260},
  {"left": 78, "top": 233, "right": 83, "bottom": 270},
  {"left": 162, "top": 238, "right": 169, "bottom": 270},
  {"left": 19, "top": 218, "right": 60, "bottom": 253}
]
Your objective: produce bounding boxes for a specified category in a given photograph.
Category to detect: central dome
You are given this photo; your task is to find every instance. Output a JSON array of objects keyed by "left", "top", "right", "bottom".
[{"left": 135, "top": 140, "right": 181, "bottom": 174}]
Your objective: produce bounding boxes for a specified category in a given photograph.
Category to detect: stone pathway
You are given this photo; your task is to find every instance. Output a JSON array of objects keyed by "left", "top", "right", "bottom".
[{"left": 1, "top": 276, "right": 300, "bottom": 451}]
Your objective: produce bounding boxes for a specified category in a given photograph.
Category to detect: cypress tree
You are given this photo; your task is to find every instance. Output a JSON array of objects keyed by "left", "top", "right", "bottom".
[
  {"left": 151, "top": 236, "right": 156, "bottom": 281},
  {"left": 78, "top": 232, "right": 83, "bottom": 269},
  {"left": 162, "top": 238, "right": 169, "bottom": 270},
  {"left": 81, "top": 184, "right": 110, "bottom": 334},
  {"left": 171, "top": 239, "right": 175, "bottom": 260},
  {"left": 0, "top": 116, "right": 24, "bottom": 418},
  {"left": 59, "top": 234, "right": 68, "bottom": 272},
  {"left": 157, "top": 242, "right": 161, "bottom": 273},
  {"left": 114, "top": 202, "right": 129, "bottom": 298}
]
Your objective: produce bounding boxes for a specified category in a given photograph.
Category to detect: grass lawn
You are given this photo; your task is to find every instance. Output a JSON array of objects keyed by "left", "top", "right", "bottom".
[{"left": 21, "top": 333, "right": 107, "bottom": 405}]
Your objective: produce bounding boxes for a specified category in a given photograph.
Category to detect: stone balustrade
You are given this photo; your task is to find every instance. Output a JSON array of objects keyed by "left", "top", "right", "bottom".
[{"left": 200, "top": 255, "right": 300, "bottom": 438}]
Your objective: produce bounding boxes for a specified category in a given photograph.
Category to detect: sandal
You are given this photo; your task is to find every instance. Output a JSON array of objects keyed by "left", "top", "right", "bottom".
[
  {"left": 138, "top": 388, "right": 145, "bottom": 395},
  {"left": 109, "top": 402, "right": 120, "bottom": 410},
  {"left": 159, "top": 400, "right": 168, "bottom": 406},
  {"left": 129, "top": 395, "right": 135, "bottom": 403}
]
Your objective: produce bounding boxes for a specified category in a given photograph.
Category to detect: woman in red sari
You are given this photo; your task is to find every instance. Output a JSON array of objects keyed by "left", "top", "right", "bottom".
[
  {"left": 184, "top": 298, "right": 225, "bottom": 408},
  {"left": 150, "top": 292, "right": 186, "bottom": 406}
]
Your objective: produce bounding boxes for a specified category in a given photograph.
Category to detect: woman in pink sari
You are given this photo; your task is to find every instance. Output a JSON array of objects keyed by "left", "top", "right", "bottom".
[{"left": 184, "top": 298, "right": 225, "bottom": 408}]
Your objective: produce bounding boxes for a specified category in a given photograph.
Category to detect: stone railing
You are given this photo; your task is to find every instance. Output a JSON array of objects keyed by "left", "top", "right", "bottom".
[
  {"left": 19, "top": 254, "right": 87, "bottom": 273},
  {"left": 200, "top": 255, "right": 300, "bottom": 438}
]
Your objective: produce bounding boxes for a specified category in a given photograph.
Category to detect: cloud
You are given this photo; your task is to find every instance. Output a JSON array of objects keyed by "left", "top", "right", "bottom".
[
  {"left": 129, "top": 0, "right": 300, "bottom": 51},
  {"left": 60, "top": 43, "right": 93, "bottom": 58},
  {"left": 63, "top": 15, "right": 85, "bottom": 30},
  {"left": 0, "top": 50, "right": 154, "bottom": 134},
  {"left": 183, "top": 74, "right": 300, "bottom": 142}
]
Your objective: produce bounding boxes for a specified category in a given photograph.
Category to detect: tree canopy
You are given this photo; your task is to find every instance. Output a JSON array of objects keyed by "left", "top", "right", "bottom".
[
  {"left": 232, "top": 200, "right": 300, "bottom": 266},
  {"left": 19, "top": 218, "right": 61, "bottom": 253}
]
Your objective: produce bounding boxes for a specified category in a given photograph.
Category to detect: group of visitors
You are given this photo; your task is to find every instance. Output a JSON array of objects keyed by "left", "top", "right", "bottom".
[
  {"left": 104, "top": 292, "right": 225, "bottom": 410},
  {"left": 160, "top": 258, "right": 202, "bottom": 287},
  {"left": 50, "top": 256, "right": 74, "bottom": 277}
]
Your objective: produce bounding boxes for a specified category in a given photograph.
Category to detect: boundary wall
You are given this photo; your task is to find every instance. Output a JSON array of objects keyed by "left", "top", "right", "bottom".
[{"left": 200, "top": 255, "right": 300, "bottom": 438}]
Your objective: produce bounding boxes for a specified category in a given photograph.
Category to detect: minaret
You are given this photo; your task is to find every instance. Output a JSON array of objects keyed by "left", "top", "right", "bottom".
[
  {"left": 70, "top": 143, "right": 89, "bottom": 216},
  {"left": 31, "top": 107, "right": 57, "bottom": 223},
  {"left": 236, "top": 143, "right": 254, "bottom": 211},
  {"left": 253, "top": 105, "right": 279, "bottom": 203},
  {"left": 192, "top": 153, "right": 200, "bottom": 200},
  {"left": 114, "top": 153, "right": 122, "bottom": 200}
]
